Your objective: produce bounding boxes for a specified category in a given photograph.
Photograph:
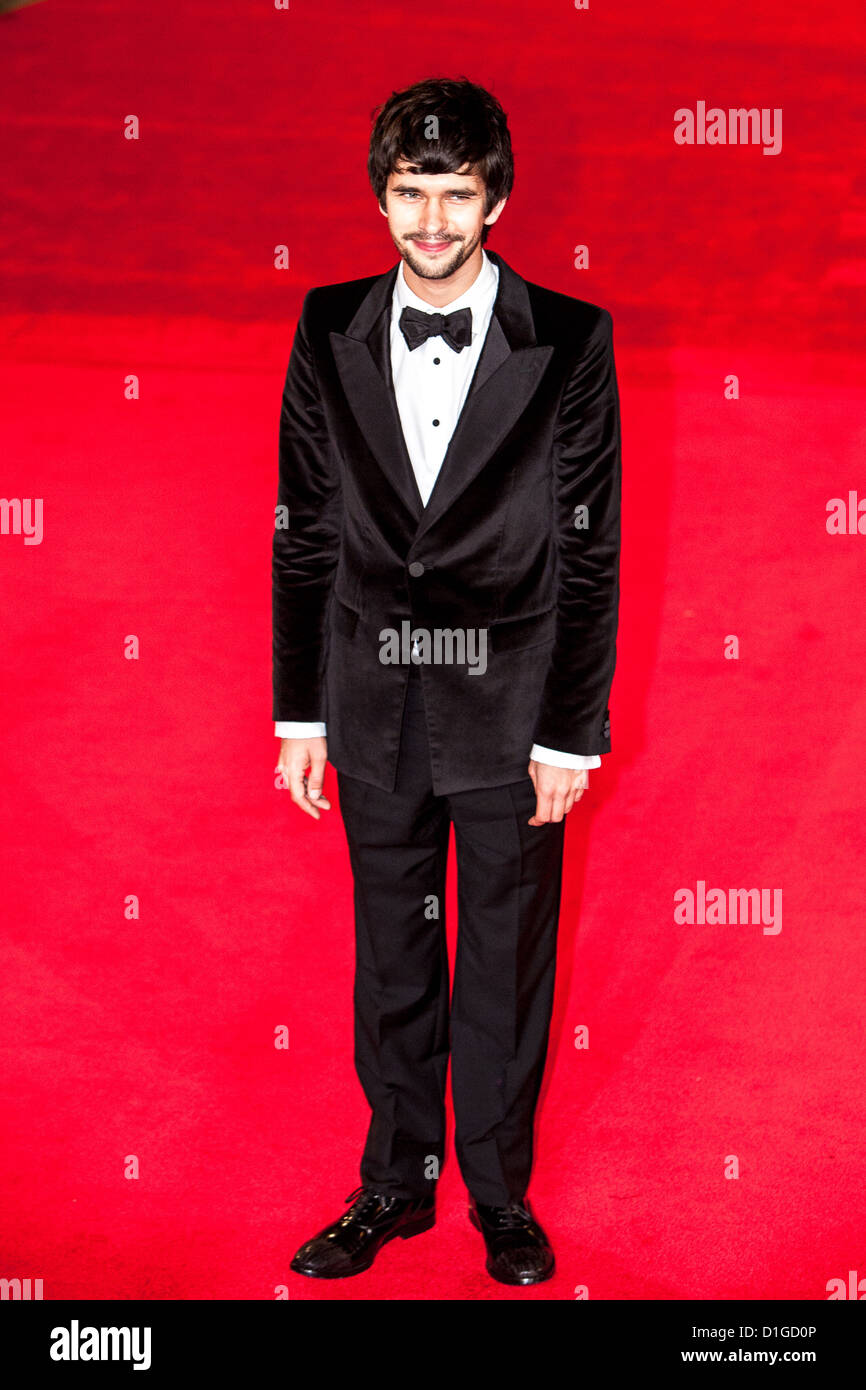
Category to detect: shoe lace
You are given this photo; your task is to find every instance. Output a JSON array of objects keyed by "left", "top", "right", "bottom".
[
  {"left": 492, "top": 1195, "right": 530, "bottom": 1228},
  {"left": 342, "top": 1184, "right": 394, "bottom": 1220}
]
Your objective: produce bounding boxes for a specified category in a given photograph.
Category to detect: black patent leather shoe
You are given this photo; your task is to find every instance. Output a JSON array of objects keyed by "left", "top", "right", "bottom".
[
  {"left": 469, "top": 1196, "right": 555, "bottom": 1285},
  {"left": 290, "top": 1185, "right": 436, "bottom": 1278}
]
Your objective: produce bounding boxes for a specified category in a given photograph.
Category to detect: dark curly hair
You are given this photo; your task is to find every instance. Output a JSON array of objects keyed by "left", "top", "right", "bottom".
[{"left": 368, "top": 77, "right": 514, "bottom": 243}]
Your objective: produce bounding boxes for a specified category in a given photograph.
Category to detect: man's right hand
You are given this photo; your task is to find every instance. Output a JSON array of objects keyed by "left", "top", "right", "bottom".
[{"left": 275, "top": 736, "right": 332, "bottom": 821}]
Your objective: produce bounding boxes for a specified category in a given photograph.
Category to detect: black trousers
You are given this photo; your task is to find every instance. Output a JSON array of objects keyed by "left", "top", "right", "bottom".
[{"left": 336, "top": 665, "right": 567, "bottom": 1207}]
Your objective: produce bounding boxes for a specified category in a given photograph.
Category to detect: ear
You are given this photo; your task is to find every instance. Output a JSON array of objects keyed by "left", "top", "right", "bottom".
[
  {"left": 377, "top": 199, "right": 389, "bottom": 218},
  {"left": 484, "top": 197, "right": 508, "bottom": 228}
]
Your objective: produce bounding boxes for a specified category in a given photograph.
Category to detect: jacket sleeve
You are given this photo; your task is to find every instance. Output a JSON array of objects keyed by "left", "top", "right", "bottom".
[
  {"left": 531, "top": 307, "right": 621, "bottom": 756},
  {"left": 272, "top": 291, "right": 343, "bottom": 722}
]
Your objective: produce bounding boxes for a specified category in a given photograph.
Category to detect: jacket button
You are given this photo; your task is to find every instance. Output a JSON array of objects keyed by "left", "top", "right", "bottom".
[{"left": 408, "top": 561, "right": 425, "bottom": 577}]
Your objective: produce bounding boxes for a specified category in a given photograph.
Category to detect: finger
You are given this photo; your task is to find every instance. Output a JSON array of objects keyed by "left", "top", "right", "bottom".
[
  {"left": 300, "top": 770, "right": 331, "bottom": 815},
  {"left": 275, "top": 758, "right": 296, "bottom": 785},
  {"left": 529, "top": 790, "right": 552, "bottom": 826},
  {"left": 548, "top": 793, "right": 567, "bottom": 823},
  {"left": 307, "top": 751, "right": 328, "bottom": 803},
  {"left": 289, "top": 767, "right": 320, "bottom": 819}
]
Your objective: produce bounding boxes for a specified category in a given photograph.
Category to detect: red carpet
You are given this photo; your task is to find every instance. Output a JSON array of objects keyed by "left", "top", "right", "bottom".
[{"left": 1, "top": 1, "right": 865, "bottom": 1300}]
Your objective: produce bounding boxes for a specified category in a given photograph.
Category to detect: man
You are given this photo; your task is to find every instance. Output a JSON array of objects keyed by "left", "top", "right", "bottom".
[{"left": 273, "top": 77, "right": 621, "bottom": 1286}]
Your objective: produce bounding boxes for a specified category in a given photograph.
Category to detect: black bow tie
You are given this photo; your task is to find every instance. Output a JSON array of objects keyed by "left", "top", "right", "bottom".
[{"left": 398, "top": 304, "right": 473, "bottom": 353}]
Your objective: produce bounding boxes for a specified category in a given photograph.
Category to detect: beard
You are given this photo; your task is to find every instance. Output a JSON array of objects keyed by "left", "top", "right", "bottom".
[{"left": 396, "top": 229, "right": 481, "bottom": 281}]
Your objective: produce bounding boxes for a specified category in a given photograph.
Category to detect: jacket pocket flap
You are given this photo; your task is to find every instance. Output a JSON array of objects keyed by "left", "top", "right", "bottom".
[{"left": 489, "top": 607, "right": 556, "bottom": 653}]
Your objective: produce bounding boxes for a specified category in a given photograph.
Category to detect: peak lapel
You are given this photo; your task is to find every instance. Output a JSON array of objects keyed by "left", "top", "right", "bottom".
[
  {"left": 329, "top": 264, "right": 424, "bottom": 523},
  {"left": 327, "top": 251, "right": 554, "bottom": 540},
  {"left": 412, "top": 251, "right": 553, "bottom": 542}
]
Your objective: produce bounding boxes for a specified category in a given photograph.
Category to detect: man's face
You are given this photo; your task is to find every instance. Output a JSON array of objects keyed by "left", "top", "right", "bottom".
[{"left": 379, "top": 161, "right": 506, "bottom": 280}]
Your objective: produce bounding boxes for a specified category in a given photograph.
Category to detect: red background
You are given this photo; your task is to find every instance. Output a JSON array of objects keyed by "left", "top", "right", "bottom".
[{"left": 1, "top": 0, "right": 865, "bottom": 1300}]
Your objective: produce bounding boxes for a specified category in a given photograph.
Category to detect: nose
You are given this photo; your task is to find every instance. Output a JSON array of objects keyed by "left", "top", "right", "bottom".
[{"left": 419, "top": 199, "right": 449, "bottom": 236}]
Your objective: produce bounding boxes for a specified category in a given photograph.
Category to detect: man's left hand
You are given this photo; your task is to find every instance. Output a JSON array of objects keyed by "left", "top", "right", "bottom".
[{"left": 527, "top": 760, "right": 589, "bottom": 825}]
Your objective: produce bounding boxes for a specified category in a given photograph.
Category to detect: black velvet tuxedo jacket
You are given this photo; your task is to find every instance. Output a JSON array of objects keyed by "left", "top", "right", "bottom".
[{"left": 272, "top": 249, "right": 621, "bottom": 796}]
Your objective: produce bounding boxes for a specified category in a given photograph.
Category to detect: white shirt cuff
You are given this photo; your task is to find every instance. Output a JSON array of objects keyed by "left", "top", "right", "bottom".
[
  {"left": 275, "top": 721, "right": 327, "bottom": 738},
  {"left": 530, "top": 743, "right": 601, "bottom": 770}
]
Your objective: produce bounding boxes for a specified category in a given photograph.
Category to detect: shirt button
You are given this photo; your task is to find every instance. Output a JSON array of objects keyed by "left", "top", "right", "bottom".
[
  {"left": 433, "top": 357, "right": 441, "bottom": 365},
  {"left": 408, "top": 561, "right": 425, "bottom": 578},
  {"left": 432, "top": 419, "right": 440, "bottom": 427}
]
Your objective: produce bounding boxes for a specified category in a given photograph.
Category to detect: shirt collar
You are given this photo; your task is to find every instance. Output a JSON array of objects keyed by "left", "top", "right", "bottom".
[{"left": 393, "top": 248, "right": 498, "bottom": 321}]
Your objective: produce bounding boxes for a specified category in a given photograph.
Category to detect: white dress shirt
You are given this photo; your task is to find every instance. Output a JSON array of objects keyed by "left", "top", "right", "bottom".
[{"left": 276, "top": 251, "right": 600, "bottom": 772}]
